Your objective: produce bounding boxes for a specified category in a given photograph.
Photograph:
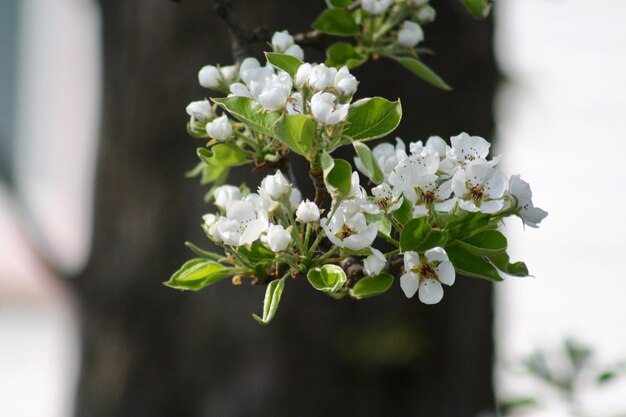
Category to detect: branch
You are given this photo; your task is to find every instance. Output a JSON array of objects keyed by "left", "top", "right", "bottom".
[{"left": 212, "top": 0, "right": 270, "bottom": 62}]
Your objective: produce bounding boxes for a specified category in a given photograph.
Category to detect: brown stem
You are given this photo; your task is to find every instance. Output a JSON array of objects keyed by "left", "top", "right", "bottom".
[
  {"left": 213, "top": 0, "right": 270, "bottom": 62},
  {"left": 309, "top": 160, "right": 326, "bottom": 207}
]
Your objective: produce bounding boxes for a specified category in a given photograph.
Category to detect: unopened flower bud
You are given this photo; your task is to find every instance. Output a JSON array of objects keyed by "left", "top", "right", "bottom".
[{"left": 205, "top": 115, "right": 232, "bottom": 141}]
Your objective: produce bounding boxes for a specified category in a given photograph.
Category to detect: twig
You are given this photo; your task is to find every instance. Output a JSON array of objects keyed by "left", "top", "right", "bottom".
[{"left": 212, "top": 0, "right": 270, "bottom": 62}]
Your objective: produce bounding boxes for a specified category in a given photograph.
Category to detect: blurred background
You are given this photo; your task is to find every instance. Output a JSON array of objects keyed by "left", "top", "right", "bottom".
[{"left": 1, "top": 0, "right": 625, "bottom": 416}]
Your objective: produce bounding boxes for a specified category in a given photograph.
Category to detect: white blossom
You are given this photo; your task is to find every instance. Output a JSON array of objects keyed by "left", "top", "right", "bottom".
[
  {"left": 308, "top": 63, "right": 338, "bottom": 91},
  {"left": 239, "top": 57, "right": 261, "bottom": 81},
  {"left": 321, "top": 204, "right": 378, "bottom": 250},
  {"left": 311, "top": 92, "right": 349, "bottom": 125},
  {"left": 417, "top": 6, "right": 436, "bottom": 23},
  {"left": 219, "top": 64, "right": 238, "bottom": 85},
  {"left": 198, "top": 65, "right": 222, "bottom": 89},
  {"left": 289, "top": 188, "right": 302, "bottom": 209},
  {"left": 205, "top": 114, "right": 233, "bottom": 141},
  {"left": 257, "top": 72, "right": 293, "bottom": 111},
  {"left": 449, "top": 132, "right": 498, "bottom": 166},
  {"left": 271, "top": 30, "right": 304, "bottom": 60},
  {"left": 400, "top": 248, "right": 455, "bottom": 304},
  {"left": 259, "top": 170, "right": 292, "bottom": 201},
  {"left": 283, "top": 44, "right": 305, "bottom": 60},
  {"left": 509, "top": 175, "right": 548, "bottom": 228},
  {"left": 286, "top": 92, "right": 304, "bottom": 115},
  {"left": 229, "top": 82, "right": 253, "bottom": 98},
  {"left": 202, "top": 214, "right": 221, "bottom": 242},
  {"left": 451, "top": 162, "right": 507, "bottom": 213},
  {"left": 364, "top": 248, "right": 386, "bottom": 276},
  {"left": 334, "top": 66, "right": 358, "bottom": 98},
  {"left": 355, "top": 138, "right": 408, "bottom": 181},
  {"left": 186, "top": 100, "right": 213, "bottom": 123},
  {"left": 216, "top": 195, "right": 269, "bottom": 246},
  {"left": 296, "top": 200, "right": 320, "bottom": 223},
  {"left": 362, "top": 0, "right": 393, "bottom": 15},
  {"left": 397, "top": 21, "right": 424, "bottom": 48},
  {"left": 371, "top": 183, "right": 404, "bottom": 213},
  {"left": 263, "top": 224, "right": 292, "bottom": 252},
  {"left": 213, "top": 185, "right": 242, "bottom": 210},
  {"left": 295, "top": 63, "right": 312, "bottom": 88}
]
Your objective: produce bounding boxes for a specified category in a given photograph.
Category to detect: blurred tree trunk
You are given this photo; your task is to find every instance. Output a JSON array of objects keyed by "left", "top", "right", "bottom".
[{"left": 72, "top": 1, "right": 498, "bottom": 416}]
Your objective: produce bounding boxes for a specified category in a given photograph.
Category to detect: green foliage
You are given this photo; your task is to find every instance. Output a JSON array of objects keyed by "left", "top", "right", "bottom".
[
  {"left": 307, "top": 264, "right": 347, "bottom": 293},
  {"left": 446, "top": 245, "right": 503, "bottom": 281},
  {"left": 460, "top": 0, "right": 491, "bottom": 19},
  {"left": 326, "top": 42, "right": 367, "bottom": 69},
  {"left": 165, "top": 259, "right": 231, "bottom": 291},
  {"left": 353, "top": 142, "right": 383, "bottom": 183},
  {"left": 350, "top": 273, "right": 394, "bottom": 299},
  {"left": 213, "top": 96, "right": 282, "bottom": 137},
  {"left": 392, "top": 57, "right": 451, "bottom": 90},
  {"left": 400, "top": 217, "right": 448, "bottom": 253},
  {"left": 313, "top": 9, "right": 360, "bottom": 36},
  {"left": 456, "top": 230, "right": 507, "bottom": 256},
  {"left": 198, "top": 144, "right": 249, "bottom": 167},
  {"left": 266, "top": 52, "right": 303, "bottom": 78},
  {"left": 253, "top": 277, "right": 286, "bottom": 325},
  {"left": 274, "top": 114, "right": 315, "bottom": 158},
  {"left": 321, "top": 153, "right": 353, "bottom": 196},
  {"left": 343, "top": 97, "right": 402, "bottom": 141}
]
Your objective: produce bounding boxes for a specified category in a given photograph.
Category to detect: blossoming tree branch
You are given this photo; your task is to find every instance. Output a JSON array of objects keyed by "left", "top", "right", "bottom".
[{"left": 165, "top": 0, "right": 547, "bottom": 324}]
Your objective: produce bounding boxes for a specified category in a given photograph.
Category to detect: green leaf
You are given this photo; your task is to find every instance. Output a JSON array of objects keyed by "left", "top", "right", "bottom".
[
  {"left": 400, "top": 218, "right": 447, "bottom": 253},
  {"left": 265, "top": 52, "right": 303, "bottom": 78},
  {"left": 184, "top": 241, "right": 222, "bottom": 260},
  {"left": 307, "top": 264, "right": 347, "bottom": 293},
  {"left": 353, "top": 142, "right": 383, "bottom": 183},
  {"left": 164, "top": 259, "right": 231, "bottom": 291},
  {"left": 447, "top": 212, "right": 492, "bottom": 241},
  {"left": 274, "top": 114, "right": 315, "bottom": 158},
  {"left": 456, "top": 230, "right": 507, "bottom": 256},
  {"left": 320, "top": 153, "right": 353, "bottom": 196},
  {"left": 489, "top": 252, "right": 530, "bottom": 277},
  {"left": 213, "top": 96, "right": 282, "bottom": 137},
  {"left": 392, "top": 56, "right": 451, "bottom": 90},
  {"left": 446, "top": 245, "right": 503, "bottom": 281},
  {"left": 253, "top": 277, "right": 286, "bottom": 325},
  {"left": 343, "top": 97, "right": 402, "bottom": 141},
  {"left": 312, "top": 9, "right": 360, "bottom": 36},
  {"left": 326, "top": 42, "right": 367, "bottom": 69},
  {"left": 327, "top": 0, "right": 353, "bottom": 7},
  {"left": 236, "top": 243, "right": 276, "bottom": 263},
  {"left": 197, "top": 144, "right": 249, "bottom": 168},
  {"left": 350, "top": 273, "right": 394, "bottom": 299},
  {"left": 392, "top": 198, "right": 413, "bottom": 225},
  {"left": 460, "top": 0, "right": 491, "bottom": 19},
  {"left": 367, "top": 213, "right": 392, "bottom": 238}
]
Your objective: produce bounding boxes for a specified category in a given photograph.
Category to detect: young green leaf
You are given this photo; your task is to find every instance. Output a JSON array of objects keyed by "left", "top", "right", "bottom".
[
  {"left": 164, "top": 259, "right": 231, "bottom": 291},
  {"left": 392, "top": 198, "right": 413, "bottom": 226},
  {"left": 326, "top": 42, "right": 367, "bottom": 69},
  {"left": 253, "top": 277, "right": 286, "bottom": 325},
  {"left": 312, "top": 9, "right": 360, "bottom": 36},
  {"left": 350, "top": 273, "right": 394, "bottom": 299},
  {"left": 353, "top": 141, "right": 383, "bottom": 183},
  {"left": 326, "top": 0, "right": 353, "bottom": 7},
  {"left": 392, "top": 57, "right": 451, "bottom": 90},
  {"left": 489, "top": 252, "right": 530, "bottom": 277},
  {"left": 456, "top": 230, "right": 507, "bottom": 256},
  {"left": 274, "top": 114, "right": 315, "bottom": 158},
  {"left": 320, "top": 153, "right": 353, "bottom": 196},
  {"left": 343, "top": 97, "right": 402, "bottom": 141},
  {"left": 197, "top": 144, "right": 249, "bottom": 168},
  {"left": 400, "top": 218, "right": 448, "bottom": 253},
  {"left": 213, "top": 96, "right": 282, "bottom": 137},
  {"left": 446, "top": 245, "right": 504, "bottom": 281},
  {"left": 265, "top": 52, "right": 303, "bottom": 78},
  {"left": 460, "top": 0, "right": 491, "bottom": 19},
  {"left": 307, "top": 264, "right": 347, "bottom": 293}
]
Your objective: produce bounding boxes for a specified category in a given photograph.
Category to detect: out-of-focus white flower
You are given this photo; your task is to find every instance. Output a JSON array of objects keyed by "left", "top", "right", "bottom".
[
  {"left": 364, "top": 248, "right": 386, "bottom": 276},
  {"left": 257, "top": 72, "right": 293, "bottom": 110},
  {"left": 417, "top": 5, "right": 436, "bottom": 22},
  {"left": 413, "top": 0, "right": 429, "bottom": 6},
  {"left": 198, "top": 65, "right": 222, "bottom": 89},
  {"left": 186, "top": 100, "right": 213, "bottom": 123},
  {"left": 296, "top": 200, "right": 320, "bottom": 223},
  {"left": 371, "top": 183, "right": 403, "bottom": 213},
  {"left": 239, "top": 57, "right": 261, "bottom": 81},
  {"left": 213, "top": 185, "right": 242, "bottom": 210},
  {"left": 451, "top": 162, "right": 507, "bottom": 213},
  {"left": 311, "top": 92, "right": 349, "bottom": 125},
  {"left": 286, "top": 92, "right": 304, "bottom": 115},
  {"left": 202, "top": 214, "right": 222, "bottom": 242},
  {"left": 220, "top": 64, "right": 238, "bottom": 85},
  {"left": 362, "top": 0, "right": 393, "bottom": 15},
  {"left": 321, "top": 204, "right": 378, "bottom": 250},
  {"left": 271, "top": 31, "right": 304, "bottom": 60},
  {"left": 397, "top": 21, "right": 424, "bottom": 48},
  {"left": 509, "top": 175, "right": 548, "bottom": 228},
  {"left": 334, "top": 66, "right": 358, "bottom": 98},
  {"left": 229, "top": 82, "right": 253, "bottom": 98},
  {"left": 205, "top": 115, "right": 233, "bottom": 141},
  {"left": 295, "top": 63, "right": 312, "bottom": 88},
  {"left": 263, "top": 224, "right": 292, "bottom": 252},
  {"left": 216, "top": 195, "right": 269, "bottom": 246},
  {"left": 259, "top": 170, "right": 292, "bottom": 201},
  {"left": 400, "top": 248, "right": 455, "bottom": 304},
  {"left": 309, "top": 63, "right": 338, "bottom": 91}
]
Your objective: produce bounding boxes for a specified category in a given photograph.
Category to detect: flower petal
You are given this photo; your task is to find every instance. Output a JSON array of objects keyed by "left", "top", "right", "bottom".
[
  {"left": 418, "top": 279, "right": 444, "bottom": 304},
  {"left": 436, "top": 261, "right": 455, "bottom": 286},
  {"left": 400, "top": 272, "right": 419, "bottom": 298}
]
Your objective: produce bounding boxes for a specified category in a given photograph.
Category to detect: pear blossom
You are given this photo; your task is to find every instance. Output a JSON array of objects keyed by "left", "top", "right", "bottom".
[
  {"left": 202, "top": 214, "right": 222, "bottom": 242},
  {"left": 295, "top": 63, "right": 312, "bottom": 88},
  {"left": 341, "top": 172, "right": 380, "bottom": 214},
  {"left": 271, "top": 30, "right": 304, "bottom": 60},
  {"left": 311, "top": 92, "right": 349, "bottom": 125},
  {"left": 289, "top": 188, "right": 302, "bottom": 209},
  {"left": 259, "top": 170, "right": 291, "bottom": 201},
  {"left": 263, "top": 224, "right": 293, "bottom": 252},
  {"left": 213, "top": 185, "right": 242, "bottom": 210},
  {"left": 186, "top": 100, "right": 213, "bottom": 123},
  {"left": 371, "top": 183, "right": 404, "bottom": 213},
  {"left": 257, "top": 72, "right": 293, "bottom": 111},
  {"left": 198, "top": 65, "right": 222, "bottom": 89},
  {"left": 397, "top": 21, "right": 424, "bottom": 48},
  {"left": 355, "top": 138, "right": 408, "bottom": 181},
  {"left": 296, "top": 200, "right": 320, "bottom": 223},
  {"left": 364, "top": 248, "right": 386, "bottom": 276},
  {"left": 509, "top": 175, "right": 548, "bottom": 228},
  {"left": 239, "top": 57, "right": 261, "bottom": 80},
  {"left": 216, "top": 195, "right": 269, "bottom": 246},
  {"left": 362, "top": 0, "right": 393, "bottom": 15},
  {"left": 321, "top": 204, "right": 378, "bottom": 251},
  {"left": 229, "top": 82, "right": 253, "bottom": 98},
  {"left": 451, "top": 162, "right": 507, "bottom": 213},
  {"left": 334, "top": 66, "right": 358, "bottom": 98},
  {"left": 205, "top": 115, "right": 233, "bottom": 141},
  {"left": 409, "top": 136, "right": 458, "bottom": 178},
  {"left": 286, "top": 92, "right": 304, "bottom": 115},
  {"left": 400, "top": 248, "right": 455, "bottom": 304},
  {"left": 449, "top": 132, "right": 499, "bottom": 166},
  {"left": 412, "top": 0, "right": 429, "bottom": 6},
  {"left": 219, "top": 64, "right": 238, "bottom": 85},
  {"left": 417, "top": 6, "right": 436, "bottom": 23},
  {"left": 308, "top": 63, "right": 338, "bottom": 91}
]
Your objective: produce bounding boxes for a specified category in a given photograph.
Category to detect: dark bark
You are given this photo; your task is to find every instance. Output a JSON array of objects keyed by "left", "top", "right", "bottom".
[{"left": 72, "top": 1, "right": 498, "bottom": 416}]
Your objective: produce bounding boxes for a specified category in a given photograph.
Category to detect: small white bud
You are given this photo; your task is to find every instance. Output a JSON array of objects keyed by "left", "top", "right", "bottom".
[
  {"left": 334, "top": 66, "right": 358, "bottom": 98},
  {"left": 361, "top": 0, "right": 393, "bottom": 15},
  {"left": 198, "top": 65, "right": 222, "bottom": 89},
  {"left": 271, "top": 30, "right": 295, "bottom": 53},
  {"left": 311, "top": 92, "right": 349, "bottom": 125},
  {"left": 417, "top": 5, "right": 436, "bottom": 23},
  {"left": 295, "top": 63, "right": 312, "bottom": 88},
  {"left": 260, "top": 170, "right": 292, "bottom": 201},
  {"left": 364, "top": 248, "right": 386, "bottom": 276},
  {"left": 296, "top": 200, "right": 320, "bottom": 223},
  {"left": 309, "top": 63, "right": 337, "bottom": 91},
  {"left": 186, "top": 100, "right": 213, "bottom": 123},
  {"left": 397, "top": 21, "right": 424, "bottom": 48},
  {"left": 205, "top": 115, "right": 233, "bottom": 141},
  {"left": 265, "top": 224, "right": 292, "bottom": 252},
  {"left": 213, "top": 185, "right": 242, "bottom": 210}
]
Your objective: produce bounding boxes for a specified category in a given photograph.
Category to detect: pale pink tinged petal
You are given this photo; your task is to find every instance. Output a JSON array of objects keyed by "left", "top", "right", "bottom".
[
  {"left": 400, "top": 273, "right": 419, "bottom": 298},
  {"left": 479, "top": 199, "right": 504, "bottom": 214},
  {"left": 424, "top": 247, "right": 448, "bottom": 263},
  {"left": 436, "top": 261, "right": 455, "bottom": 286},
  {"left": 418, "top": 279, "right": 444, "bottom": 304},
  {"left": 403, "top": 251, "right": 420, "bottom": 270}
]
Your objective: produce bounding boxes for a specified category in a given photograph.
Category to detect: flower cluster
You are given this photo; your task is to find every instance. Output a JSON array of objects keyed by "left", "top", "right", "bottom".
[{"left": 360, "top": 0, "right": 435, "bottom": 48}]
